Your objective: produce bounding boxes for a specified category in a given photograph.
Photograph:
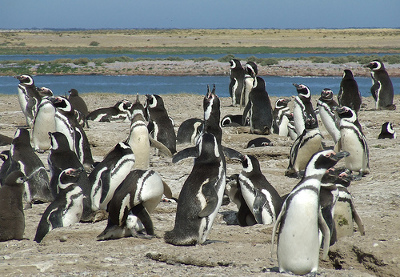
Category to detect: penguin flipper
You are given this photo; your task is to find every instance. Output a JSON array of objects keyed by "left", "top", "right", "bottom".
[
  {"left": 149, "top": 137, "right": 172, "bottom": 157},
  {"left": 253, "top": 191, "right": 268, "bottom": 224},
  {"left": 198, "top": 179, "right": 218, "bottom": 218},
  {"left": 222, "top": 146, "right": 243, "bottom": 161},
  {"left": 162, "top": 180, "right": 174, "bottom": 199},
  {"left": 318, "top": 208, "right": 331, "bottom": 260},
  {"left": 351, "top": 203, "right": 365, "bottom": 236},
  {"left": 172, "top": 147, "right": 198, "bottom": 163},
  {"left": 131, "top": 203, "right": 154, "bottom": 236},
  {"left": 271, "top": 201, "right": 286, "bottom": 258}
]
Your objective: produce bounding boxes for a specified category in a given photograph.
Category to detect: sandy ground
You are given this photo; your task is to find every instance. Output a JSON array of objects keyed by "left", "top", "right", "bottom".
[{"left": 0, "top": 91, "right": 399, "bottom": 276}]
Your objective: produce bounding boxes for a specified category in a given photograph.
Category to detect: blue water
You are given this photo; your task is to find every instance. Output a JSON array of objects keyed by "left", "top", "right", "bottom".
[{"left": 2, "top": 74, "right": 399, "bottom": 98}]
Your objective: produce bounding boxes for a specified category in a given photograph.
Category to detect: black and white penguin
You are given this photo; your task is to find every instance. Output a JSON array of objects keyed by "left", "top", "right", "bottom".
[
  {"left": 50, "top": 96, "right": 94, "bottom": 170},
  {"left": 285, "top": 116, "right": 323, "bottom": 178},
  {"left": 243, "top": 77, "right": 273, "bottom": 135},
  {"left": 34, "top": 167, "right": 84, "bottom": 243},
  {"left": 272, "top": 98, "right": 291, "bottom": 136},
  {"left": 365, "top": 59, "right": 395, "bottom": 110},
  {"left": 15, "top": 74, "right": 41, "bottom": 128},
  {"left": 228, "top": 59, "right": 245, "bottom": 106},
  {"left": 317, "top": 88, "right": 341, "bottom": 144},
  {"left": 87, "top": 99, "right": 132, "bottom": 122},
  {"left": 292, "top": 83, "right": 318, "bottom": 136},
  {"left": 378, "top": 122, "right": 396, "bottom": 139},
  {"left": 47, "top": 132, "right": 93, "bottom": 221},
  {"left": 246, "top": 137, "right": 273, "bottom": 148},
  {"left": 0, "top": 170, "right": 26, "bottom": 241},
  {"left": 32, "top": 87, "right": 56, "bottom": 152},
  {"left": 177, "top": 118, "right": 203, "bottom": 144},
  {"left": 241, "top": 61, "right": 258, "bottom": 108},
  {"left": 97, "top": 169, "right": 166, "bottom": 240},
  {"left": 237, "top": 155, "right": 282, "bottom": 225},
  {"left": 145, "top": 94, "right": 177, "bottom": 154},
  {"left": 336, "top": 106, "right": 370, "bottom": 180},
  {"left": 89, "top": 142, "right": 135, "bottom": 211},
  {"left": 8, "top": 128, "right": 53, "bottom": 205},
  {"left": 272, "top": 150, "right": 349, "bottom": 275},
  {"left": 338, "top": 69, "right": 362, "bottom": 113},
  {"left": 164, "top": 132, "right": 227, "bottom": 245},
  {"left": 221, "top": 114, "right": 244, "bottom": 127},
  {"left": 203, "top": 84, "right": 222, "bottom": 144}
]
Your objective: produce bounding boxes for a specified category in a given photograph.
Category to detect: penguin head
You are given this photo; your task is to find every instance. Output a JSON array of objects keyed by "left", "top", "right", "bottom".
[
  {"left": 0, "top": 150, "right": 10, "bottom": 162},
  {"left": 305, "top": 150, "right": 350, "bottom": 177},
  {"left": 293, "top": 83, "right": 311, "bottom": 99},
  {"left": 342, "top": 69, "right": 354, "bottom": 79},
  {"left": 241, "top": 155, "right": 261, "bottom": 174},
  {"left": 115, "top": 99, "right": 133, "bottom": 114},
  {"left": 58, "top": 167, "right": 84, "bottom": 190},
  {"left": 379, "top": 122, "right": 396, "bottom": 138},
  {"left": 145, "top": 94, "right": 164, "bottom": 109},
  {"left": 11, "top": 128, "right": 30, "bottom": 149},
  {"left": 203, "top": 84, "right": 220, "bottom": 120},
  {"left": 245, "top": 61, "right": 258, "bottom": 77},
  {"left": 335, "top": 106, "right": 357, "bottom": 123},
  {"left": 197, "top": 133, "right": 220, "bottom": 162},
  {"left": 229, "top": 59, "right": 242, "bottom": 69},
  {"left": 304, "top": 116, "right": 318, "bottom": 130},
  {"left": 68, "top": 89, "right": 79, "bottom": 96},
  {"left": 365, "top": 59, "right": 384, "bottom": 71},
  {"left": 50, "top": 96, "right": 73, "bottom": 112},
  {"left": 38, "top": 87, "right": 54, "bottom": 97},
  {"left": 275, "top": 98, "right": 290, "bottom": 109},
  {"left": 49, "top": 132, "right": 70, "bottom": 151},
  {"left": 3, "top": 170, "right": 26, "bottom": 187},
  {"left": 322, "top": 167, "right": 352, "bottom": 187},
  {"left": 319, "top": 88, "right": 334, "bottom": 102},
  {"left": 253, "top": 76, "right": 265, "bottom": 90},
  {"left": 15, "top": 74, "right": 34, "bottom": 86}
]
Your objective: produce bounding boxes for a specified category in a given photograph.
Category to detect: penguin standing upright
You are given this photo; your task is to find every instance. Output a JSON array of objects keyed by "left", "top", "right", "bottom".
[
  {"left": 292, "top": 83, "right": 318, "bottom": 136},
  {"left": 272, "top": 98, "right": 291, "bottom": 136},
  {"left": 241, "top": 61, "right": 258, "bottom": 108},
  {"left": 34, "top": 167, "right": 84, "bottom": 243},
  {"left": 242, "top": 77, "right": 273, "bottom": 135},
  {"left": 97, "top": 169, "right": 166, "bottom": 240},
  {"left": 378, "top": 122, "right": 396, "bottom": 139},
  {"left": 67, "top": 89, "right": 89, "bottom": 119},
  {"left": 338, "top": 69, "right": 362, "bottom": 113},
  {"left": 8, "top": 128, "right": 53, "bottom": 205},
  {"left": 317, "top": 88, "right": 341, "bottom": 144},
  {"left": 32, "top": 87, "right": 56, "bottom": 152},
  {"left": 272, "top": 150, "right": 349, "bottom": 276},
  {"left": 203, "top": 84, "right": 222, "bottom": 144},
  {"left": 228, "top": 59, "right": 245, "bottom": 106},
  {"left": 15, "top": 74, "right": 41, "bottom": 128},
  {"left": 145, "top": 94, "right": 176, "bottom": 154},
  {"left": 365, "top": 59, "right": 396, "bottom": 110},
  {"left": 164, "top": 133, "right": 227, "bottom": 246},
  {"left": 89, "top": 142, "right": 135, "bottom": 211},
  {"left": 285, "top": 116, "right": 323, "bottom": 178},
  {"left": 237, "top": 155, "right": 282, "bottom": 225},
  {"left": 336, "top": 106, "right": 369, "bottom": 180},
  {"left": 0, "top": 170, "right": 26, "bottom": 241}
]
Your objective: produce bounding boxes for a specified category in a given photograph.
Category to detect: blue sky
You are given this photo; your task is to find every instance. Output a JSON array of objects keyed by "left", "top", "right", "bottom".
[{"left": 1, "top": 0, "right": 399, "bottom": 29}]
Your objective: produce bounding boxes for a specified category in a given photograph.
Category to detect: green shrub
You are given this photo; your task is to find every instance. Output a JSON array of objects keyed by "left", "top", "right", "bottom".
[{"left": 89, "top": 41, "right": 100, "bottom": 46}]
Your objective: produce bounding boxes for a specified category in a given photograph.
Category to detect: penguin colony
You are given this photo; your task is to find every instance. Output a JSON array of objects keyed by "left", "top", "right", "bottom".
[{"left": 0, "top": 57, "right": 395, "bottom": 275}]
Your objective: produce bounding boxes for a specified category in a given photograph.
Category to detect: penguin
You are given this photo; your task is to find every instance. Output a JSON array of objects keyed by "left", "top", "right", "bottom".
[
  {"left": 126, "top": 95, "right": 172, "bottom": 169},
  {"left": 0, "top": 170, "right": 26, "bottom": 241},
  {"left": 228, "top": 59, "right": 245, "bottom": 106},
  {"left": 177, "top": 118, "right": 203, "bottom": 144},
  {"left": 285, "top": 113, "right": 298, "bottom": 140},
  {"left": 47, "top": 132, "right": 93, "bottom": 221},
  {"left": 87, "top": 99, "right": 132, "bottom": 122},
  {"left": 378, "top": 122, "right": 396, "bottom": 139},
  {"left": 292, "top": 83, "right": 318, "bottom": 136},
  {"left": 225, "top": 174, "right": 256, "bottom": 226},
  {"left": 34, "top": 167, "right": 85, "bottom": 243},
  {"left": 89, "top": 142, "right": 135, "bottom": 211},
  {"left": 336, "top": 106, "right": 369, "bottom": 180},
  {"left": 365, "top": 59, "right": 395, "bottom": 110},
  {"left": 241, "top": 61, "right": 258, "bottom": 108},
  {"left": 67, "top": 89, "right": 89, "bottom": 120},
  {"left": 237, "top": 155, "right": 282, "bottom": 225},
  {"left": 164, "top": 132, "right": 227, "bottom": 246},
  {"left": 15, "top": 74, "right": 41, "bottom": 128},
  {"left": 272, "top": 98, "right": 291, "bottom": 136},
  {"left": 272, "top": 150, "right": 349, "bottom": 275},
  {"left": 97, "top": 169, "right": 165, "bottom": 240},
  {"left": 0, "top": 134, "right": 13, "bottom": 146},
  {"left": 50, "top": 96, "right": 94, "bottom": 170},
  {"left": 246, "top": 137, "right": 273, "bottom": 148},
  {"left": 144, "top": 94, "right": 176, "bottom": 154},
  {"left": 221, "top": 114, "right": 243, "bottom": 127},
  {"left": 319, "top": 183, "right": 339, "bottom": 247},
  {"left": 317, "top": 88, "right": 341, "bottom": 144},
  {"left": 32, "top": 87, "right": 56, "bottom": 152},
  {"left": 338, "top": 69, "right": 362, "bottom": 113},
  {"left": 285, "top": 116, "right": 323, "bottom": 178},
  {"left": 242, "top": 77, "right": 273, "bottom": 135},
  {"left": 203, "top": 84, "right": 222, "bottom": 144},
  {"left": 8, "top": 128, "right": 53, "bottom": 205}
]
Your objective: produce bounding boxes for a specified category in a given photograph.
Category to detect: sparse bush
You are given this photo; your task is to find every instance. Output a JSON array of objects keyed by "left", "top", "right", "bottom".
[
  {"left": 73, "top": 58, "right": 90, "bottom": 65},
  {"left": 218, "top": 54, "right": 235, "bottom": 63},
  {"left": 89, "top": 41, "right": 99, "bottom": 46}
]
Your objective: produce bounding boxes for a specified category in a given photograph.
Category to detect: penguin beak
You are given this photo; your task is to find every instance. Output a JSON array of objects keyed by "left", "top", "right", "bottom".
[
  {"left": 293, "top": 83, "right": 300, "bottom": 89},
  {"left": 330, "top": 151, "right": 350, "bottom": 161}
]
